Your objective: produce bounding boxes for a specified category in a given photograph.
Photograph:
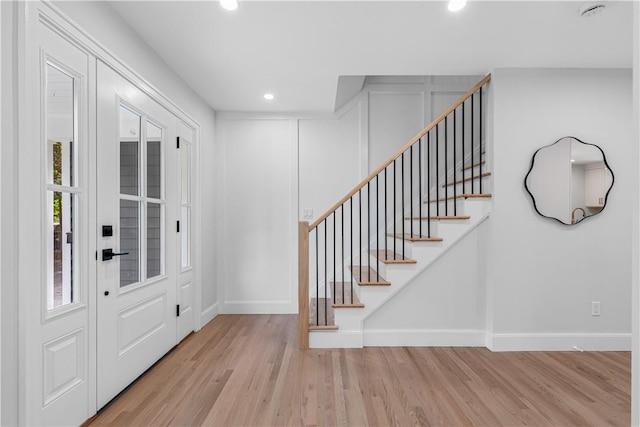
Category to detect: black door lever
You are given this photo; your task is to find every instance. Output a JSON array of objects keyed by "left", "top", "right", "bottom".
[{"left": 102, "top": 248, "right": 130, "bottom": 261}]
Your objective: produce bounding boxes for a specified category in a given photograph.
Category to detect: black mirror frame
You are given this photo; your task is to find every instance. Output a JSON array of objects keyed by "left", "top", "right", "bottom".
[{"left": 524, "top": 136, "right": 614, "bottom": 226}]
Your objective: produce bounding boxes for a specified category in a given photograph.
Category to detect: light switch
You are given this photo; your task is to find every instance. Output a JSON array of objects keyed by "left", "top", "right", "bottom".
[{"left": 303, "top": 208, "right": 313, "bottom": 219}]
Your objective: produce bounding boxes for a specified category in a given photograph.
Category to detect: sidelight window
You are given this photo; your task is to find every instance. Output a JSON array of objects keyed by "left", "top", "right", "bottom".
[{"left": 46, "top": 63, "right": 79, "bottom": 310}]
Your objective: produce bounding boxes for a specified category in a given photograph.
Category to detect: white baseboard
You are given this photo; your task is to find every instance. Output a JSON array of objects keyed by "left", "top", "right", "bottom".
[
  {"left": 363, "top": 329, "right": 486, "bottom": 347},
  {"left": 221, "top": 301, "right": 297, "bottom": 314},
  {"left": 488, "top": 332, "right": 632, "bottom": 352},
  {"left": 200, "top": 303, "right": 219, "bottom": 327},
  {"left": 310, "top": 330, "right": 363, "bottom": 348}
]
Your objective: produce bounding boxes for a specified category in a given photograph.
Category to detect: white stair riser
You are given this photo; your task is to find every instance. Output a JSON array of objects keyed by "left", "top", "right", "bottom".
[
  {"left": 443, "top": 176, "right": 491, "bottom": 195},
  {"left": 401, "top": 220, "right": 440, "bottom": 237}
]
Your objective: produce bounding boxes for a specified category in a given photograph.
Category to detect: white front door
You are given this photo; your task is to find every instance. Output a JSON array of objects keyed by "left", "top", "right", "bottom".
[{"left": 96, "top": 61, "right": 179, "bottom": 408}]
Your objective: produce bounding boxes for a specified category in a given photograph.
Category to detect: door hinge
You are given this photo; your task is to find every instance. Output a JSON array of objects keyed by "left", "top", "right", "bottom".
[
  {"left": 176, "top": 304, "right": 180, "bottom": 317},
  {"left": 177, "top": 220, "right": 180, "bottom": 232},
  {"left": 176, "top": 136, "right": 180, "bottom": 149},
  {"left": 95, "top": 251, "right": 98, "bottom": 260}
]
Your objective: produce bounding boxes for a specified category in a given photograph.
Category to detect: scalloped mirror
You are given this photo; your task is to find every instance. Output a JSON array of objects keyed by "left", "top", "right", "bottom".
[{"left": 524, "top": 136, "right": 614, "bottom": 225}]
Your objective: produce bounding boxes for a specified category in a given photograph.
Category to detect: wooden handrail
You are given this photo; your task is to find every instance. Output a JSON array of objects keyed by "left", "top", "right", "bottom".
[
  {"left": 298, "top": 221, "right": 310, "bottom": 349},
  {"left": 309, "top": 73, "right": 491, "bottom": 231}
]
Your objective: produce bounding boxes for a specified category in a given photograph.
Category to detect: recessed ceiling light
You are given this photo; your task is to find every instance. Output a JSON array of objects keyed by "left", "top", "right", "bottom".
[
  {"left": 220, "top": 0, "right": 238, "bottom": 11},
  {"left": 264, "top": 93, "right": 275, "bottom": 101},
  {"left": 448, "top": 0, "right": 467, "bottom": 12}
]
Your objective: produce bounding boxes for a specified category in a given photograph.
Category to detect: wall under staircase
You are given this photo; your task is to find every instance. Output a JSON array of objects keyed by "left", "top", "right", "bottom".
[{"left": 310, "top": 194, "right": 492, "bottom": 348}]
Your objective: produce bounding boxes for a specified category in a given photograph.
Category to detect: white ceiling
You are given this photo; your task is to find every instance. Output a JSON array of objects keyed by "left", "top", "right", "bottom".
[{"left": 109, "top": 0, "right": 633, "bottom": 113}]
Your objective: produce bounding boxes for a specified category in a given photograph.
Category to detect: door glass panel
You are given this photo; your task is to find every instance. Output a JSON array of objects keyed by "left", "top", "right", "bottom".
[
  {"left": 181, "top": 143, "right": 190, "bottom": 205},
  {"left": 119, "top": 199, "right": 140, "bottom": 287},
  {"left": 181, "top": 206, "right": 190, "bottom": 268},
  {"left": 180, "top": 142, "right": 191, "bottom": 269},
  {"left": 46, "top": 64, "right": 77, "bottom": 311},
  {"left": 120, "top": 106, "right": 140, "bottom": 196},
  {"left": 147, "top": 202, "right": 162, "bottom": 279},
  {"left": 147, "top": 122, "right": 162, "bottom": 200},
  {"left": 49, "top": 192, "right": 75, "bottom": 309},
  {"left": 47, "top": 66, "right": 74, "bottom": 187}
]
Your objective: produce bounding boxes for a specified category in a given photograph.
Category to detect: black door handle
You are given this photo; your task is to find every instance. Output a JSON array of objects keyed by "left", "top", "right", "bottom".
[{"left": 102, "top": 248, "right": 130, "bottom": 261}]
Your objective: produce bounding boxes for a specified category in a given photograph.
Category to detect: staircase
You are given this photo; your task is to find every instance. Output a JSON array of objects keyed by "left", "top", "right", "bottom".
[{"left": 298, "top": 75, "right": 491, "bottom": 349}]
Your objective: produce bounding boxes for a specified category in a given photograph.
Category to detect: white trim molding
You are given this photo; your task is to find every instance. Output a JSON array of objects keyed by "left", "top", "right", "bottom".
[
  {"left": 488, "top": 332, "right": 632, "bottom": 352},
  {"left": 364, "top": 329, "right": 486, "bottom": 347},
  {"left": 200, "top": 303, "right": 219, "bottom": 327}
]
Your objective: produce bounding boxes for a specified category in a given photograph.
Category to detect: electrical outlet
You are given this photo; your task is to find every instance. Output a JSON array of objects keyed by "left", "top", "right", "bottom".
[
  {"left": 591, "top": 301, "right": 601, "bottom": 317},
  {"left": 302, "top": 208, "right": 313, "bottom": 219}
]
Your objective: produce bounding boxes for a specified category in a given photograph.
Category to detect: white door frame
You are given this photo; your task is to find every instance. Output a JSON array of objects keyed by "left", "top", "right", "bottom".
[{"left": 14, "top": 1, "right": 202, "bottom": 424}]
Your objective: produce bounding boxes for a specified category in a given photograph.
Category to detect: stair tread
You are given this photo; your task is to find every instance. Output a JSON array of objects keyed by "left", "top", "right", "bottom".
[
  {"left": 424, "top": 193, "right": 492, "bottom": 203},
  {"left": 370, "top": 250, "right": 417, "bottom": 264},
  {"left": 309, "top": 298, "right": 336, "bottom": 328},
  {"left": 330, "top": 282, "right": 364, "bottom": 307},
  {"left": 462, "top": 161, "right": 486, "bottom": 171},
  {"left": 387, "top": 233, "right": 443, "bottom": 242},
  {"left": 349, "top": 266, "right": 391, "bottom": 286},
  {"left": 309, "top": 325, "right": 339, "bottom": 331},
  {"left": 442, "top": 172, "right": 491, "bottom": 188},
  {"left": 407, "top": 215, "right": 471, "bottom": 220}
]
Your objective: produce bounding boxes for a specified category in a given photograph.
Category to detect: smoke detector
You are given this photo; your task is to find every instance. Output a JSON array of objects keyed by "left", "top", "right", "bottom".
[{"left": 579, "top": 3, "right": 606, "bottom": 17}]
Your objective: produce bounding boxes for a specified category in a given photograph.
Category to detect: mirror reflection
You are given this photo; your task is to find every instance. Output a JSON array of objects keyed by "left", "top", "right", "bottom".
[{"left": 524, "top": 137, "right": 613, "bottom": 225}]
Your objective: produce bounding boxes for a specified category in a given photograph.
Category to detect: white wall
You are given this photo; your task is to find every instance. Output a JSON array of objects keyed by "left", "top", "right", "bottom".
[
  {"left": 52, "top": 1, "right": 219, "bottom": 322},
  {"left": 217, "top": 117, "right": 298, "bottom": 313},
  {"left": 299, "top": 103, "right": 363, "bottom": 221},
  {"left": 364, "top": 221, "right": 488, "bottom": 346},
  {"left": 368, "top": 91, "right": 423, "bottom": 171},
  {"left": 488, "top": 68, "right": 633, "bottom": 351}
]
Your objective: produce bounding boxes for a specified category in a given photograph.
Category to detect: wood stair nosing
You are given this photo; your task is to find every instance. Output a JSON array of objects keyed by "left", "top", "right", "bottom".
[
  {"left": 423, "top": 193, "right": 492, "bottom": 204},
  {"left": 370, "top": 250, "right": 416, "bottom": 264},
  {"left": 442, "top": 172, "right": 491, "bottom": 188},
  {"left": 406, "top": 215, "right": 471, "bottom": 221},
  {"left": 330, "top": 282, "right": 364, "bottom": 308},
  {"left": 387, "top": 233, "right": 443, "bottom": 242},
  {"left": 349, "top": 266, "right": 391, "bottom": 286},
  {"left": 309, "top": 325, "right": 339, "bottom": 331},
  {"left": 462, "top": 160, "right": 486, "bottom": 171}
]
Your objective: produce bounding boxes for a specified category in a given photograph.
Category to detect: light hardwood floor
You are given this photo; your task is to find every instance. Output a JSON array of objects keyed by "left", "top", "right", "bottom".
[{"left": 89, "top": 315, "right": 630, "bottom": 426}]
